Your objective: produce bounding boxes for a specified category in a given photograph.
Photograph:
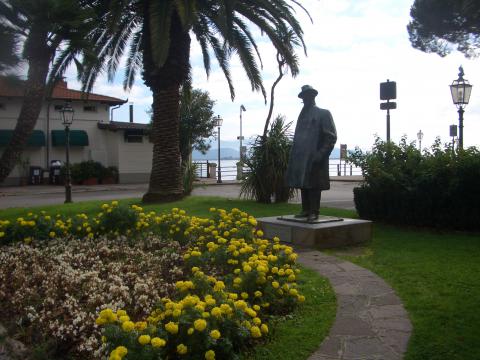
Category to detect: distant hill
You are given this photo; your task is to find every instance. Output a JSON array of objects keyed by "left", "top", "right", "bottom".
[{"left": 193, "top": 146, "right": 343, "bottom": 160}]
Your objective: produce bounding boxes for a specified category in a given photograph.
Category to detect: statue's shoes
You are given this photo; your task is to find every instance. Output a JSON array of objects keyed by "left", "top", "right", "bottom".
[
  {"left": 294, "top": 212, "right": 308, "bottom": 218},
  {"left": 307, "top": 214, "right": 319, "bottom": 222}
]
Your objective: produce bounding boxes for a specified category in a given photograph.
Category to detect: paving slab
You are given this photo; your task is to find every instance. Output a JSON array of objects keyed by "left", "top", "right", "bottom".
[{"left": 296, "top": 250, "right": 411, "bottom": 360}]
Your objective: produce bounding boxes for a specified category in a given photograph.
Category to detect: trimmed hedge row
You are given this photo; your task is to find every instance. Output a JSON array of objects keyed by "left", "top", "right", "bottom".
[{"left": 350, "top": 137, "right": 480, "bottom": 230}]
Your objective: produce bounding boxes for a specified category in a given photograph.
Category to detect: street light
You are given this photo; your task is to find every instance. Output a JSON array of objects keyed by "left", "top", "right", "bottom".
[
  {"left": 60, "top": 102, "right": 74, "bottom": 203},
  {"left": 214, "top": 115, "right": 223, "bottom": 183},
  {"left": 450, "top": 66, "right": 473, "bottom": 149},
  {"left": 417, "top": 130, "right": 423, "bottom": 151},
  {"left": 239, "top": 105, "right": 246, "bottom": 162}
]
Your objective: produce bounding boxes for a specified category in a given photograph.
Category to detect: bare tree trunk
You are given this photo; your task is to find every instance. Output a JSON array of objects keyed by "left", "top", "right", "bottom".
[
  {"left": 262, "top": 54, "right": 285, "bottom": 138},
  {"left": 0, "top": 33, "right": 51, "bottom": 183}
]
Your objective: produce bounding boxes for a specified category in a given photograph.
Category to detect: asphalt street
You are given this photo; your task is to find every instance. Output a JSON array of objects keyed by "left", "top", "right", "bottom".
[{"left": 0, "top": 181, "right": 360, "bottom": 210}]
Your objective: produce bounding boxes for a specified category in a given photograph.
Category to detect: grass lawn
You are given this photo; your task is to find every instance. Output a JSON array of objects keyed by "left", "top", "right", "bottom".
[
  {"left": 2, "top": 196, "right": 480, "bottom": 359},
  {"left": 331, "top": 225, "right": 480, "bottom": 360}
]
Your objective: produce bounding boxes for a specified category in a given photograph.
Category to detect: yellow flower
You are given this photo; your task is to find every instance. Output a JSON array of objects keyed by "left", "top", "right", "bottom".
[
  {"left": 194, "top": 318, "right": 207, "bottom": 332},
  {"left": 177, "top": 343, "right": 188, "bottom": 355},
  {"left": 151, "top": 337, "right": 166, "bottom": 348},
  {"left": 298, "top": 295, "right": 306, "bottom": 302},
  {"left": 122, "top": 321, "right": 135, "bottom": 332},
  {"left": 187, "top": 327, "right": 194, "bottom": 335},
  {"left": 138, "top": 335, "right": 151, "bottom": 345},
  {"left": 210, "top": 307, "right": 222, "bottom": 317},
  {"left": 0, "top": 232, "right": 4, "bottom": 238},
  {"left": 261, "top": 324, "right": 269, "bottom": 334},
  {"left": 210, "top": 329, "right": 221, "bottom": 339},
  {"left": 250, "top": 325, "right": 262, "bottom": 338},
  {"left": 135, "top": 321, "right": 147, "bottom": 331},
  {"left": 165, "top": 322, "right": 179, "bottom": 334},
  {"left": 48, "top": 231, "right": 56, "bottom": 238},
  {"left": 205, "top": 350, "right": 216, "bottom": 360},
  {"left": 272, "top": 281, "right": 280, "bottom": 289},
  {"left": 256, "top": 230, "right": 264, "bottom": 237}
]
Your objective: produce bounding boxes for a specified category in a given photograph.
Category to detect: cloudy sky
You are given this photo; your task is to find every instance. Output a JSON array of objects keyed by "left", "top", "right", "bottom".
[{"left": 70, "top": 0, "right": 480, "bottom": 151}]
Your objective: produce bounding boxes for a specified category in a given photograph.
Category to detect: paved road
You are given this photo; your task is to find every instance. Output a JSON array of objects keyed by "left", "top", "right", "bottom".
[{"left": 0, "top": 181, "right": 360, "bottom": 210}]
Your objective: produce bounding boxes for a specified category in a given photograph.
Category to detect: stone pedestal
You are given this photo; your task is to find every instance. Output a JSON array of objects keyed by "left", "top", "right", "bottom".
[{"left": 257, "top": 215, "right": 372, "bottom": 249}]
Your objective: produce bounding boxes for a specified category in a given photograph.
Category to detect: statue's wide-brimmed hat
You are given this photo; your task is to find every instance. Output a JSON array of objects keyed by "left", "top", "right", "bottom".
[{"left": 298, "top": 85, "right": 318, "bottom": 98}]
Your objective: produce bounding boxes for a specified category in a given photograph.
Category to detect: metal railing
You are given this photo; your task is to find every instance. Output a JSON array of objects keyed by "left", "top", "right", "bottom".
[{"left": 194, "top": 160, "right": 362, "bottom": 180}]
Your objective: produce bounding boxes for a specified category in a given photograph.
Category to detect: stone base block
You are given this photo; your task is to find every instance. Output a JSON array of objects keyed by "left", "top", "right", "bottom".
[{"left": 257, "top": 215, "right": 372, "bottom": 249}]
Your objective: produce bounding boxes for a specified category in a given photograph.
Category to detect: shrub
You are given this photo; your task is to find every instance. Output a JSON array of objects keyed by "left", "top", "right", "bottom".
[
  {"left": 349, "top": 137, "right": 480, "bottom": 229},
  {"left": 241, "top": 115, "right": 295, "bottom": 203},
  {"left": 97, "top": 208, "right": 304, "bottom": 360}
]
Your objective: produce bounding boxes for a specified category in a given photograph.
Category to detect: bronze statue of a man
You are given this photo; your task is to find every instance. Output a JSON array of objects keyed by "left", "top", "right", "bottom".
[{"left": 286, "top": 85, "right": 337, "bottom": 222}]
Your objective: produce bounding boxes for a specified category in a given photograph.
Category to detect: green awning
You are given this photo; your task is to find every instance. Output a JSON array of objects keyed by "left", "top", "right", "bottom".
[
  {"left": 51, "top": 130, "right": 89, "bottom": 146},
  {"left": 0, "top": 130, "right": 46, "bottom": 147}
]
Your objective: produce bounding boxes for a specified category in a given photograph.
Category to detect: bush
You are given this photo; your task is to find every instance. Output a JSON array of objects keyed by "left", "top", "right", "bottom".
[
  {"left": 62, "top": 161, "right": 116, "bottom": 184},
  {"left": 241, "top": 115, "right": 295, "bottom": 203},
  {"left": 349, "top": 137, "right": 480, "bottom": 230},
  {"left": 97, "top": 208, "right": 304, "bottom": 360}
]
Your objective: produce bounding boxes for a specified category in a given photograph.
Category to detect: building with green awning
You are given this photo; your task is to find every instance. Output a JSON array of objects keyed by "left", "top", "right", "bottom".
[
  {"left": 51, "top": 130, "right": 89, "bottom": 147},
  {"left": 0, "top": 130, "right": 46, "bottom": 147}
]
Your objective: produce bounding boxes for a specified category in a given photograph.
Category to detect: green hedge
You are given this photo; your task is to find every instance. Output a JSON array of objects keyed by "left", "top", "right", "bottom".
[{"left": 350, "top": 137, "right": 480, "bottom": 230}]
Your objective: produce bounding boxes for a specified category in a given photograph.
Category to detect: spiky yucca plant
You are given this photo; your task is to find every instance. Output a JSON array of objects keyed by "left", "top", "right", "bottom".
[{"left": 241, "top": 115, "right": 294, "bottom": 203}]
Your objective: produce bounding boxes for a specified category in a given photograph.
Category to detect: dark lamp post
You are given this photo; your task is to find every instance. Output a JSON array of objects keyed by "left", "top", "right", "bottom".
[
  {"left": 450, "top": 66, "right": 472, "bottom": 149},
  {"left": 214, "top": 115, "right": 223, "bottom": 183},
  {"left": 239, "top": 105, "right": 246, "bottom": 162},
  {"left": 60, "top": 102, "right": 74, "bottom": 203}
]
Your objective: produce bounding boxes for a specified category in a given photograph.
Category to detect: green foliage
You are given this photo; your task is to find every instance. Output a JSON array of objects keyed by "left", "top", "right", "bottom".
[
  {"left": 179, "top": 88, "right": 216, "bottom": 163},
  {"left": 349, "top": 136, "right": 480, "bottom": 229},
  {"left": 408, "top": 0, "right": 480, "bottom": 57},
  {"left": 97, "top": 203, "right": 139, "bottom": 236},
  {"left": 182, "top": 161, "right": 198, "bottom": 196},
  {"left": 241, "top": 116, "right": 294, "bottom": 204},
  {"left": 63, "top": 161, "right": 117, "bottom": 184}
]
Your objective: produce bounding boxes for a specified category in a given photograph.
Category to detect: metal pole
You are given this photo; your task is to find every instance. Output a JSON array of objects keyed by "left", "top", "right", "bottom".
[
  {"left": 458, "top": 107, "right": 464, "bottom": 150},
  {"left": 386, "top": 107, "right": 391, "bottom": 142},
  {"left": 240, "top": 108, "right": 243, "bottom": 162},
  {"left": 217, "top": 126, "right": 222, "bottom": 183},
  {"left": 65, "top": 125, "right": 72, "bottom": 203}
]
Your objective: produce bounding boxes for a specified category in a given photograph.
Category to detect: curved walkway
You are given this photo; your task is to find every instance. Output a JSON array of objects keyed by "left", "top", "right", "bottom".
[{"left": 297, "top": 250, "right": 412, "bottom": 360}]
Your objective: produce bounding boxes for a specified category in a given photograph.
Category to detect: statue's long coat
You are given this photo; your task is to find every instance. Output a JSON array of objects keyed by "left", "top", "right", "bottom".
[{"left": 286, "top": 104, "right": 337, "bottom": 190}]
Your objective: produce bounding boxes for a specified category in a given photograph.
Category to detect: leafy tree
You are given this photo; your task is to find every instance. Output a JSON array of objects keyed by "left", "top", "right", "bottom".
[
  {"left": 179, "top": 88, "right": 216, "bottom": 166},
  {"left": 79, "top": 0, "right": 309, "bottom": 203},
  {"left": 408, "top": 0, "right": 480, "bottom": 57},
  {"left": 0, "top": 0, "right": 99, "bottom": 183}
]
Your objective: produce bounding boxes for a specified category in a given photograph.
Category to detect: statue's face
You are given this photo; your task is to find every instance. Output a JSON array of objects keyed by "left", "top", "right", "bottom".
[{"left": 302, "top": 92, "right": 316, "bottom": 106}]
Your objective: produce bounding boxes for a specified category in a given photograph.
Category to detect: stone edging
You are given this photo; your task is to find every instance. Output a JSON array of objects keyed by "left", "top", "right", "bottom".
[{"left": 297, "top": 250, "right": 412, "bottom": 360}]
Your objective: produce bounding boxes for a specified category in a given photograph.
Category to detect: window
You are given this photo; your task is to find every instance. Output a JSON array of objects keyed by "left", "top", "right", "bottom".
[
  {"left": 83, "top": 105, "right": 97, "bottom": 112},
  {"left": 124, "top": 129, "right": 144, "bottom": 143}
]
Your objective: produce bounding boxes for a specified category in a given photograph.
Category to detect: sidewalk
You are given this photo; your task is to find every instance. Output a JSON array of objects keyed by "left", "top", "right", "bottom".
[{"left": 0, "top": 176, "right": 363, "bottom": 197}]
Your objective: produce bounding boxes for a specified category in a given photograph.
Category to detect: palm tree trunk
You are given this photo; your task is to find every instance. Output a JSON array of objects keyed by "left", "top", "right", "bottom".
[
  {"left": 142, "top": 86, "right": 184, "bottom": 202},
  {"left": 142, "top": 10, "right": 191, "bottom": 203},
  {"left": 0, "top": 37, "right": 51, "bottom": 183}
]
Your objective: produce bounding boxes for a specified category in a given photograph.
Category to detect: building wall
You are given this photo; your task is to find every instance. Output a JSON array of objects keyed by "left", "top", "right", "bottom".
[
  {"left": 118, "top": 137, "right": 153, "bottom": 183},
  {"left": 0, "top": 97, "right": 152, "bottom": 185}
]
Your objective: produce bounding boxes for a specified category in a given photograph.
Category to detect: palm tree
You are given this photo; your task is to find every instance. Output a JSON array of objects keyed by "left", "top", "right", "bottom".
[
  {"left": 79, "top": 0, "right": 310, "bottom": 203},
  {"left": 0, "top": 0, "right": 99, "bottom": 183}
]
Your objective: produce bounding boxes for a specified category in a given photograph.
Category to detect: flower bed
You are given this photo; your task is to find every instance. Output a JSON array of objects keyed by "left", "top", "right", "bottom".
[{"left": 0, "top": 204, "right": 305, "bottom": 360}]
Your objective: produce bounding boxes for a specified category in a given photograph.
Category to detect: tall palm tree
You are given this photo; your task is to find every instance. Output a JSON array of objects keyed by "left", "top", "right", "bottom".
[
  {"left": 0, "top": 0, "right": 99, "bottom": 183},
  {"left": 79, "top": 0, "right": 310, "bottom": 203}
]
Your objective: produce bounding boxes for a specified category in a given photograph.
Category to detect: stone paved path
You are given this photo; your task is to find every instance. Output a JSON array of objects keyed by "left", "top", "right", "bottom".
[{"left": 297, "top": 249, "right": 412, "bottom": 360}]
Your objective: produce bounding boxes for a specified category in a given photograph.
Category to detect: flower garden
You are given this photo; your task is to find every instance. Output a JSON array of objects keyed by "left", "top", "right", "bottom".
[{"left": 0, "top": 202, "right": 307, "bottom": 359}]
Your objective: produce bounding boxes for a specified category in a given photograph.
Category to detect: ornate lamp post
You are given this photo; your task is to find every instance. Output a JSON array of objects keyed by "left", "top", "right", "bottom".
[
  {"left": 417, "top": 130, "right": 423, "bottom": 151},
  {"left": 450, "top": 66, "right": 473, "bottom": 150},
  {"left": 239, "top": 105, "right": 246, "bottom": 162},
  {"left": 214, "top": 115, "right": 223, "bottom": 183},
  {"left": 60, "top": 102, "right": 74, "bottom": 203}
]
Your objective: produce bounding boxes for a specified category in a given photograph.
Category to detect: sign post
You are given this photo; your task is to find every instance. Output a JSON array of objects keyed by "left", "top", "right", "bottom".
[{"left": 380, "top": 80, "right": 397, "bottom": 142}]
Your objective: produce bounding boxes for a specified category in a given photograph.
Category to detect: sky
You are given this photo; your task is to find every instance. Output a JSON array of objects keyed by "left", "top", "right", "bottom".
[{"left": 67, "top": 0, "right": 480, "bottom": 152}]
